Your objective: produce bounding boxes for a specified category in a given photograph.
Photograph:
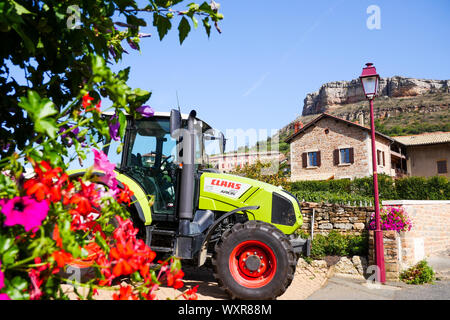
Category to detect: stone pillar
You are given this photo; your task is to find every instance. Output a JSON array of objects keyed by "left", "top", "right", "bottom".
[{"left": 368, "top": 230, "right": 400, "bottom": 281}]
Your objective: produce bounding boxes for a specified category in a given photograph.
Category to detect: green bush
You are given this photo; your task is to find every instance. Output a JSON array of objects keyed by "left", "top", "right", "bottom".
[
  {"left": 288, "top": 175, "right": 449, "bottom": 202},
  {"left": 308, "top": 231, "right": 368, "bottom": 259},
  {"left": 400, "top": 260, "right": 435, "bottom": 284}
]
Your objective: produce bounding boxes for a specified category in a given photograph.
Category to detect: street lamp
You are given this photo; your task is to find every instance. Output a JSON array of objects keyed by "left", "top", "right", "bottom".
[{"left": 359, "top": 62, "right": 386, "bottom": 283}]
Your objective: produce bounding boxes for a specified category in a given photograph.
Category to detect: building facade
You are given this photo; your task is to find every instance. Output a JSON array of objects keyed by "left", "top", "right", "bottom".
[
  {"left": 393, "top": 132, "right": 450, "bottom": 178},
  {"left": 286, "top": 113, "right": 407, "bottom": 181}
]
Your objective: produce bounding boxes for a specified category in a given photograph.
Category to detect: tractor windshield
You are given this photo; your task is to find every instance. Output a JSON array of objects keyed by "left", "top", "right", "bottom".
[{"left": 102, "top": 114, "right": 223, "bottom": 215}]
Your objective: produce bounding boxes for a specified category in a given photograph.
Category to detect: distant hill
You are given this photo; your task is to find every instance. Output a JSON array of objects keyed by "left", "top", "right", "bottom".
[{"left": 280, "top": 76, "right": 450, "bottom": 138}]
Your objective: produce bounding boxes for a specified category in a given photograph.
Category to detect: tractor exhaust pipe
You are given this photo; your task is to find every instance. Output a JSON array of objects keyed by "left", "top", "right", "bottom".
[{"left": 178, "top": 110, "right": 197, "bottom": 236}]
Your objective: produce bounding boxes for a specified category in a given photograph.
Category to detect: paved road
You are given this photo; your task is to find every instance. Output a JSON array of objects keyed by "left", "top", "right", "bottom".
[
  {"left": 309, "top": 250, "right": 450, "bottom": 300},
  {"left": 307, "top": 276, "right": 450, "bottom": 300}
]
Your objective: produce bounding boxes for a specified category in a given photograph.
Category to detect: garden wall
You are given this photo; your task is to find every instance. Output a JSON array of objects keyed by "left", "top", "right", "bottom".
[
  {"left": 382, "top": 200, "right": 450, "bottom": 267},
  {"left": 300, "top": 201, "right": 374, "bottom": 235},
  {"left": 301, "top": 200, "right": 450, "bottom": 281}
]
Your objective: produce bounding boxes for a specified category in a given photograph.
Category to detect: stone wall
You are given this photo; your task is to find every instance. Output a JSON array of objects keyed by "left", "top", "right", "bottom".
[
  {"left": 365, "top": 201, "right": 450, "bottom": 281},
  {"left": 368, "top": 230, "right": 401, "bottom": 281},
  {"left": 300, "top": 201, "right": 374, "bottom": 235},
  {"left": 383, "top": 200, "right": 450, "bottom": 268}
]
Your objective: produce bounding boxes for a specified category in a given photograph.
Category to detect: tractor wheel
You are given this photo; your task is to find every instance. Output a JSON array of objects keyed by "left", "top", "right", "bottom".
[{"left": 212, "top": 220, "right": 296, "bottom": 300}]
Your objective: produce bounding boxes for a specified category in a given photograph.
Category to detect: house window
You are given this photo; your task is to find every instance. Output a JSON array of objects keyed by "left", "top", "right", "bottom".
[
  {"left": 377, "top": 150, "right": 385, "bottom": 166},
  {"left": 308, "top": 151, "right": 318, "bottom": 167},
  {"left": 333, "top": 148, "right": 354, "bottom": 165},
  {"left": 340, "top": 148, "right": 351, "bottom": 164},
  {"left": 302, "top": 151, "right": 321, "bottom": 168},
  {"left": 437, "top": 160, "right": 448, "bottom": 174}
]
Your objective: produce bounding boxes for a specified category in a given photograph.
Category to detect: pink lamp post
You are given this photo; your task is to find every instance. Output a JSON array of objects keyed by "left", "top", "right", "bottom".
[{"left": 359, "top": 63, "right": 386, "bottom": 283}]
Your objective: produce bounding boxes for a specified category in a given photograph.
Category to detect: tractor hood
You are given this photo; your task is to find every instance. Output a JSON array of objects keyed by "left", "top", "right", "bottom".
[{"left": 198, "top": 172, "right": 303, "bottom": 235}]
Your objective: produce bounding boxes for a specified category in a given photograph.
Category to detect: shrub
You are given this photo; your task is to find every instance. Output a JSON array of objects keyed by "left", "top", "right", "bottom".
[
  {"left": 308, "top": 231, "right": 368, "bottom": 259},
  {"left": 310, "top": 234, "right": 328, "bottom": 259},
  {"left": 400, "top": 260, "right": 435, "bottom": 284},
  {"left": 287, "top": 175, "right": 449, "bottom": 203}
]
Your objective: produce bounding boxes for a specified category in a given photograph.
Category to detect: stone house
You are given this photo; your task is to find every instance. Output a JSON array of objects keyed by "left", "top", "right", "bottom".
[
  {"left": 393, "top": 132, "right": 450, "bottom": 178},
  {"left": 286, "top": 113, "right": 407, "bottom": 181}
]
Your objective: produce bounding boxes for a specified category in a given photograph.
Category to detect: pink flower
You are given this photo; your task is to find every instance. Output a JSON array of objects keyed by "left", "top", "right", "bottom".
[
  {"left": 93, "top": 149, "right": 118, "bottom": 190},
  {"left": 0, "top": 260, "right": 4, "bottom": 289},
  {"left": 0, "top": 293, "right": 10, "bottom": 300},
  {"left": 28, "top": 269, "right": 44, "bottom": 300},
  {"left": 0, "top": 196, "right": 49, "bottom": 232}
]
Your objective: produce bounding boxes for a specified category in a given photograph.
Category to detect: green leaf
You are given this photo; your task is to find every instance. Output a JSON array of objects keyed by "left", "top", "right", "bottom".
[
  {"left": 18, "top": 91, "right": 58, "bottom": 139},
  {"left": 4, "top": 276, "right": 30, "bottom": 300},
  {"left": 118, "top": 111, "right": 126, "bottom": 139},
  {"left": 117, "top": 67, "right": 131, "bottom": 82},
  {"left": 202, "top": 17, "right": 211, "bottom": 37},
  {"left": 11, "top": 0, "right": 33, "bottom": 15},
  {"left": 153, "top": 13, "right": 171, "bottom": 41},
  {"left": 178, "top": 16, "right": 191, "bottom": 44},
  {"left": 95, "top": 232, "right": 109, "bottom": 252}
]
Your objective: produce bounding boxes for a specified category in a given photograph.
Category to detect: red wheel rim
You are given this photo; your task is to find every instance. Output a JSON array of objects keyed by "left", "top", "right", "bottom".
[{"left": 229, "top": 240, "right": 277, "bottom": 288}]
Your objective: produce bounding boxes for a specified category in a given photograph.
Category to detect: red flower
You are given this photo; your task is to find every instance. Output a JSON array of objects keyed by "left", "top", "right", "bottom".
[
  {"left": 167, "top": 268, "right": 184, "bottom": 289},
  {"left": 113, "top": 284, "right": 138, "bottom": 300},
  {"left": 82, "top": 94, "right": 101, "bottom": 113},
  {"left": 52, "top": 250, "right": 73, "bottom": 268},
  {"left": 117, "top": 184, "right": 134, "bottom": 206},
  {"left": 182, "top": 285, "right": 199, "bottom": 300},
  {"left": 82, "top": 94, "right": 94, "bottom": 109},
  {"left": 24, "top": 160, "right": 67, "bottom": 202}
]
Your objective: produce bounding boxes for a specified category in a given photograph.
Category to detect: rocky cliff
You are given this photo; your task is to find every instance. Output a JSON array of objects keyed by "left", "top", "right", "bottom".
[{"left": 302, "top": 76, "right": 450, "bottom": 116}]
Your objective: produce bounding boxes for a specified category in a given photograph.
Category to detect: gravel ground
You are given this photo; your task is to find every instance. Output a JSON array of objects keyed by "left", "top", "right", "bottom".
[{"left": 60, "top": 259, "right": 331, "bottom": 300}]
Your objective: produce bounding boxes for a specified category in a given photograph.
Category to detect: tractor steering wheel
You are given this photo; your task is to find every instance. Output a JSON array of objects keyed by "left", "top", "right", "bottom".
[{"left": 160, "top": 155, "right": 173, "bottom": 172}]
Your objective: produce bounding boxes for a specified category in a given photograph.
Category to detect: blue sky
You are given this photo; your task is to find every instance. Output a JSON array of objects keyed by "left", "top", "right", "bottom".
[
  {"left": 109, "top": 0, "right": 450, "bottom": 148},
  {"left": 111, "top": 0, "right": 450, "bottom": 142}
]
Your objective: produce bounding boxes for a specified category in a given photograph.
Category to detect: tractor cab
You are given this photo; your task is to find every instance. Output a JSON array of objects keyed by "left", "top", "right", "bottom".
[{"left": 101, "top": 110, "right": 225, "bottom": 221}]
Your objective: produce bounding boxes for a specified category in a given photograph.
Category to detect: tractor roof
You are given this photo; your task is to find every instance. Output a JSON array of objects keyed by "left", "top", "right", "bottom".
[{"left": 101, "top": 110, "right": 214, "bottom": 131}]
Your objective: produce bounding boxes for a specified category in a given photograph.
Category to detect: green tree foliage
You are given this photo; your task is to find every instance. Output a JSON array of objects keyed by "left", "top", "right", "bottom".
[{"left": 0, "top": 0, "right": 223, "bottom": 162}]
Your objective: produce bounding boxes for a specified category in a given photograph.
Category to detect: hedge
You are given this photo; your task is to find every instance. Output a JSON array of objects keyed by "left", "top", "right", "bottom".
[{"left": 289, "top": 174, "right": 449, "bottom": 203}]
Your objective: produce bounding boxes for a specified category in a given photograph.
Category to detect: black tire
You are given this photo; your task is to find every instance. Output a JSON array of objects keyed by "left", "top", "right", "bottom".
[{"left": 212, "top": 220, "right": 296, "bottom": 300}]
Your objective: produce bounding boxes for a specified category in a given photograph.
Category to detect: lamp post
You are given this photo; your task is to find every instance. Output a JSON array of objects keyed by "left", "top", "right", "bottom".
[{"left": 359, "top": 62, "right": 386, "bottom": 283}]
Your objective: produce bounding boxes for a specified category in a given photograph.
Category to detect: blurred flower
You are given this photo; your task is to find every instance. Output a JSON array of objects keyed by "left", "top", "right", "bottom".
[
  {"left": 182, "top": 285, "right": 199, "bottom": 300},
  {"left": 127, "top": 38, "right": 139, "bottom": 50},
  {"left": 93, "top": 149, "right": 118, "bottom": 190},
  {"left": 0, "top": 260, "right": 4, "bottom": 289},
  {"left": 0, "top": 294, "right": 10, "bottom": 300},
  {"left": 0, "top": 196, "right": 49, "bottom": 232},
  {"left": 136, "top": 105, "right": 154, "bottom": 118},
  {"left": 82, "top": 94, "right": 94, "bottom": 109},
  {"left": 109, "top": 114, "right": 120, "bottom": 141},
  {"left": 113, "top": 284, "right": 138, "bottom": 300}
]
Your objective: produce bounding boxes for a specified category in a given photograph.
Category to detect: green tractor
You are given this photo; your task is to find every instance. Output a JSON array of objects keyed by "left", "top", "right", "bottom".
[{"left": 69, "top": 109, "right": 310, "bottom": 300}]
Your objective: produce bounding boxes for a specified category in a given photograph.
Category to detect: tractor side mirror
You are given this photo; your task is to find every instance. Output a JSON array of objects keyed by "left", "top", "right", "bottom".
[{"left": 170, "top": 109, "right": 182, "bottom": 138}]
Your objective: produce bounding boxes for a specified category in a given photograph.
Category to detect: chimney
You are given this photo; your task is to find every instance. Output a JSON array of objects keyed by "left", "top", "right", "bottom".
[{"left": 359, "top": 113, "right": 365, "bottom": 127}]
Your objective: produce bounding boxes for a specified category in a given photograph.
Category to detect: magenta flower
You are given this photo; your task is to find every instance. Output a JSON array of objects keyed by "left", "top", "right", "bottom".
[
  {"left": 136, "top": 105, "right": 154, "bottom": 118},
  {"left": 93, "top": 149, "right": 118, "bottom": 190},
  {"left": 108, "top": 114, "right": 120, "bottom": 141},
  {"left": 0, "top": 260, "right": 10, "bottom": 300},
  {"left": 0, "top": 260, "right": 4, "bottom": 289},
  {"left": 0, "top": 196, "right": 49, "bottom": 232}
]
